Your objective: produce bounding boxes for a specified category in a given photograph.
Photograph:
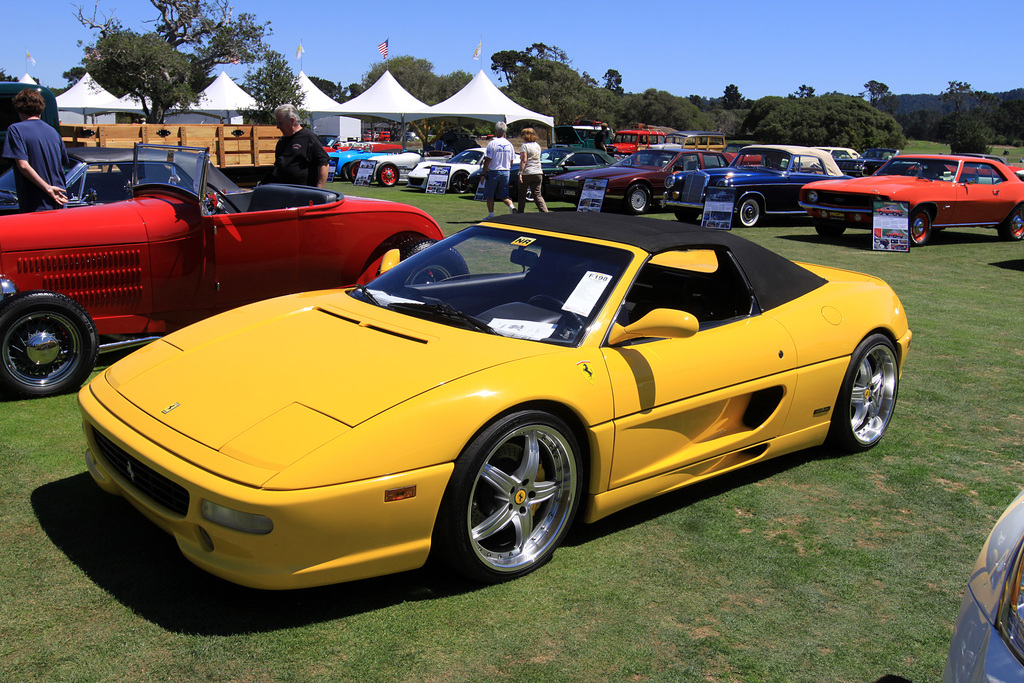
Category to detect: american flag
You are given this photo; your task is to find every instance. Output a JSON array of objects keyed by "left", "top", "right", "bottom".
[{"left": 378, "top": 39, "right": 388, "bottom": 59}]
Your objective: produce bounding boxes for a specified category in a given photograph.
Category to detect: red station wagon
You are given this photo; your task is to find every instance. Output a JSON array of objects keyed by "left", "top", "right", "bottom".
[{"left": 0, "top": 144, "right": 443, "bottom": 398}]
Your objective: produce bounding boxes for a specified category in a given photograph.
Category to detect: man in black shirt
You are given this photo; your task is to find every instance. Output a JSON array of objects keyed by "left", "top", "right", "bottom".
[{"left": 267, "top": 104, "right": 330, "bottom": 187}]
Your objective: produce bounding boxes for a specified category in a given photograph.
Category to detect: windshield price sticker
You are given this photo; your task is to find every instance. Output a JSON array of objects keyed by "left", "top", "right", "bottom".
[
  {"left": 563, "top": 271, "right": 612, "bottom": 316},
  {"left": 489, "top": 319, "right": 557, "bottom": 340}
]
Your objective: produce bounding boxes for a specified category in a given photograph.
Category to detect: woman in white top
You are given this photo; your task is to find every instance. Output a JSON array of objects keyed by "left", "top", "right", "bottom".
[{"left": 517, "top": 128, "right": 548, "bottom": 213}]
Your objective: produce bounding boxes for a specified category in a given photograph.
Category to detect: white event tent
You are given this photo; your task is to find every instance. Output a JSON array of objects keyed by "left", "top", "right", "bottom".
[
  {"left": 331, "top": 69, "right": 429, "bottom": 145},
  {"left": 178, "top": 70, "right": 256, "bottom": 123},
  {"left": 18, "top": 73, "right": 36, "bottom": 84},
  {"left": 296, "top": 71, "right": 361, "bottom": 141},
  {"left": 56, "top": 73, "right": 121, "bottom": 123},
  {"left": 413, "top": 70, "right": 554, "bottom": 132}
]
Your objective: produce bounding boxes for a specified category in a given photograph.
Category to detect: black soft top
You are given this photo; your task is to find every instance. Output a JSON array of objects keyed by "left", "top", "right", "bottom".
[{"left": 487, "top": 212, "right": 827, "bottom": 311}]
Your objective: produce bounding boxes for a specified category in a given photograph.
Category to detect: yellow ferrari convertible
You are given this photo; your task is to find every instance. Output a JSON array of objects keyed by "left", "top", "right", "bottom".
[{"left": 79, "top": 213, "right": 911, "bottom": 589}]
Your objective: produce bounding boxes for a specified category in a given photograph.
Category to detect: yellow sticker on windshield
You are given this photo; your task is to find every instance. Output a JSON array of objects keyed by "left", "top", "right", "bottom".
[{"left": 511, "top": 237, "right": 536, "bottom": 247}]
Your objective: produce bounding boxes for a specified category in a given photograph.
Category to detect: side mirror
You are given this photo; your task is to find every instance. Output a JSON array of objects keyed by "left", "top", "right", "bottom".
[
  {"left": 607, "top": 308, "right": 699, "bottom": 345},
  {"left": 378, "top": 248, "right": 401, "bottom": 275}
]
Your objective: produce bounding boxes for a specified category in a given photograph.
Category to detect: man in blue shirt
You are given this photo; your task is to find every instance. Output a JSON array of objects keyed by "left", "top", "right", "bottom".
[{"left": 1, "top": 88, "right": 68, "bottom": 212}]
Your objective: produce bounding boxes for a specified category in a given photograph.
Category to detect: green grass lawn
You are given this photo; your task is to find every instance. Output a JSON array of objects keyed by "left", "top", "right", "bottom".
[{"left": 2, "top": 183, "right": 1022, "bottom": 682}]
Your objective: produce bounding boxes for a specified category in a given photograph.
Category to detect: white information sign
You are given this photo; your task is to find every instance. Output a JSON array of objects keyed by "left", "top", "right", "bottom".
[
  {"left": 872, "top": 201, "right": 910, "bottom": 252},
  {"left": 426, "top": 165, "right": 451, "bottom": 194},
  {"left": 702, "top": 186, "right": 736, "bottom": 230},
  {"left": 563, "top": 271, "right": 612, "bottom": 316},
  {"left": 354, "top": 159, "right": 377, "bottom": 186},
  {"left": 576, "top": 179, "right": 608, "bottom": 212},
  {"left": 489, "top": 319, "right": 557, "bottom": 340}
]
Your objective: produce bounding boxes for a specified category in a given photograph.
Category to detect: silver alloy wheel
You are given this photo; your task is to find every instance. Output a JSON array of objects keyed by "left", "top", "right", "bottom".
[
  {"left": 847, "top": 344, "right": 898, "bottom": 446},
  {"left": 2, "top": 310, "right": 83, "bottom": 389},
  {"left": 467, "top": 423, "right": 578, "bottom": 573}
]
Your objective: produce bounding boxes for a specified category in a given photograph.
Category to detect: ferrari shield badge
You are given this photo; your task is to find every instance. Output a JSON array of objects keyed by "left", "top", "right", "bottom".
[{"left": 577, "top": 360, "right": 595, "bottom": 384}]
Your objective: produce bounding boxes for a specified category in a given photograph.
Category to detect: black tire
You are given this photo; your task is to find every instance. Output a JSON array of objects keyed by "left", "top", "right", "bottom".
[
  {"left": 623, "top": 183, "right": 650, "bottom": 215},
  {"left": 814, "top": 221, "right": 846, "bottom": 238},
  {"left": 450, "top": 172, "right": 469, "bottom": 194},
  {"left": 434, "top": 410, "right": 583, "bottom": 583},
  {"left": 737, "top": 195, "right": 762, "bottom": 227},
  {"left": 404, "top": 246, "right": 469, "bottom": 285},
  {"left": 998, "top": 202, "right": 1024, "bottom": 241},
  {"left": 674, "top": 208, "right": 701, "bottom": 223},
  {"left": 0, "top": 291, "right": 99, "bottom": 399},
  {"left": 345, "top": 161, "right": 362, "bottom": 182},
  {"left": 398, "top": 238, "right": 437, "bottom": 259},
  {"left": 826, "top": 334, "right": 899, "bottom": 453},
  {"left": 909, "top": 207, "right": 932, "bottom": 246},
  {"left": 377, "top": 163, "right": 399, "bottom": 187}
]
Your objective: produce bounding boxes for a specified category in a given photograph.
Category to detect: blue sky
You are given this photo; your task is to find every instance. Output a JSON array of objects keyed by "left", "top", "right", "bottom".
[{"left": 6, "top": 0, "right": 1022, "bottom": 103}]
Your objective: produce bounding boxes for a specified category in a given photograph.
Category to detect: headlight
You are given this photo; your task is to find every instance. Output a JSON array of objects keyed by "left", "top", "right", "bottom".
[
  {"left": 0, "top": 277, "right": 18, "bottom": 300},
  {"left": 201, "top": 500, "right": 273, "bottom": 534},
  {"left": 1000, "top": 543, "right": 1024, "bottom": 660},
  {"left": 807, "top": 190, "right": 818, "bottom": 203},
  {"left": 665, "top": 175, "right": 676, "bottom": 189}
]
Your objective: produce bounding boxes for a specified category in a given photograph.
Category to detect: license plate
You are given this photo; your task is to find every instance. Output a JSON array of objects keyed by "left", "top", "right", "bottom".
[
  {"left": 563, "top": 189, "right": 577, "bottom": 197},
  {"left": 827, "top": 211, "right": 846, "bottom": 220}
]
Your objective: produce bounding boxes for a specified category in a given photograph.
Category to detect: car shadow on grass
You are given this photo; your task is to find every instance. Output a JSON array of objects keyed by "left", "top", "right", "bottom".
[
  {"left": 782, "top": 227, "right": 1011, "bottom": 250},
  {"left": 31, "top": 473, "right": 479, "bottom": 635}
]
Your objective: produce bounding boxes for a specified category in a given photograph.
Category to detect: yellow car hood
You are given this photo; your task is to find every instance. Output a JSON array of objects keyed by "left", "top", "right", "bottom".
[{"left": 107, "top": 293, "right": 557, "bottom": 468}]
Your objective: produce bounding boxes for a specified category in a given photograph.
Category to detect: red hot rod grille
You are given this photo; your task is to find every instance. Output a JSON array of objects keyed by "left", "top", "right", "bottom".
[
  {"left": 92, "top": 430, "right": 190, "bottom": 517},
  {"left": 16, "top": 249, "right": 144, "bottom": 308}
]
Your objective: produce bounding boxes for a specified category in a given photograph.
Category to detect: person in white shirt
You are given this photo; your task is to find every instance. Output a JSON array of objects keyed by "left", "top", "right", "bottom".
[{"left": 480, "top": 121, "right": 516, "bottom": 218}]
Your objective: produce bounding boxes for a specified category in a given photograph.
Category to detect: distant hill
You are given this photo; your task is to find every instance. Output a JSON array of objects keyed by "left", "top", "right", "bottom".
[{"left": 896, "top": 88, "right": 1024, "bottom": 115}]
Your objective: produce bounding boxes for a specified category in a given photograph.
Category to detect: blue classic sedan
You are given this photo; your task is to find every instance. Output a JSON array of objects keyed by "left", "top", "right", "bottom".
[{"left": 663, "top": 145, "right": 848, "bottom": 227}]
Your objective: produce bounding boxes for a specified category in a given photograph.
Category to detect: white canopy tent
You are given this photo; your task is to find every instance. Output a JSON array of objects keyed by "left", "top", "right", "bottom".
[
  {"left": 56, "top": 73, "right": 123, "bottom": 122},
  {"left": 18, "top": 73, "right": 36, "bottom": 84},
  {"left": 175, "top": 70, "right": 257, "bottom": 123},
  {"left": 334, "top": 70, "right": 428, "bottom": 122},
  {"left": 412, "top": 70, "right": 554, "bottom": 131}
]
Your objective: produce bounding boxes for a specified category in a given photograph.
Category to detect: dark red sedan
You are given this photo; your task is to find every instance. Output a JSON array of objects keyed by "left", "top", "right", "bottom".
[
  {"left": 0, "top": 144, "right": 443, "bottom": 398},
  {"left": 547, "top": 149, "right": 729, "bottom": 215}
]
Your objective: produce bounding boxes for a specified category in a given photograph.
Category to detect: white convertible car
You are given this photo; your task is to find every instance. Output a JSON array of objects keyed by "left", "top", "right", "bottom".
[{"left": 406, "top": 148, "right": 487, "bottom": 193}]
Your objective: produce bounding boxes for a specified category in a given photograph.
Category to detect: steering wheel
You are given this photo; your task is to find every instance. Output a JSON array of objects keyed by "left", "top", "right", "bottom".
[{"left": 527, "top": 294, "right": 565, "bottom": 311}]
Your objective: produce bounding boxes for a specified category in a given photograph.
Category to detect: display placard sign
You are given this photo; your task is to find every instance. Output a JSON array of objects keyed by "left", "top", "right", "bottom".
[
  {"left": 576, "top": 179, "right": 608, "bottom": 212},
  {"left": 354, "top": 159, "right": 377, "bottom": 187},
  {"left": 426, "top": 165, "right": 451, "bottom": 194},
  {"left": 702, "top": 187, "right": 736, "bottom": 230},
  {"left": 473, "top": 173, "right": 487, "bottom": 201},
  {"left": 872, "top": 201, "right": 910, "bottom": 252},
  {"left": 326, "top": 157, "right": 338, "bottom": 183}
]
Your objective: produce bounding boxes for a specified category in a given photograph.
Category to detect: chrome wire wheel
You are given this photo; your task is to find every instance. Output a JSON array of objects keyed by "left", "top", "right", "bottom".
[
  {"left": 436, "top": 410, "right": 582, "bottom": 582},
  {"left": 3, "top": 310, "right": 82, "bottom": 387},
  {"left": 468, "top": 423, "right": 577, "bottom": 572},
  {"left": 0, "top": 292, "right": 98, "bottom": 398}
]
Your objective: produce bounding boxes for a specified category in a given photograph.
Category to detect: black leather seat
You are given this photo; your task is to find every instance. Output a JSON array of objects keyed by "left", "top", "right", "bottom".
[{"left": 247, "top": 184, "right": 340, "bottom": 212}]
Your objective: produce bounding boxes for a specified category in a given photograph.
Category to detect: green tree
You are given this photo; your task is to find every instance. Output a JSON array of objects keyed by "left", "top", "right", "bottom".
[
  {"left": 789, "top": 84, "right": 816, "bottom": 99},
  {"left": 619, "top": 89, "right": 707, "bottom": 130},
  {"left": 0, "top": 69, "right": 16, "bottom": 82},
  {"left": 76, "top": 0, "right": 269, "bottom": 122},
  {"left": 241, "top": 50, "right": 303, "bottom": 125},
  {"left": 743, "top": 94, "right": 905, "bottom": 149},
  {"left": 862, "top": 80, "right": 900, "bottom": 116},
  {"left": 603, "top": 69, "right": 623, "bottom": 96},
  {"left": 63, "top": 67, "right": 87, "bottom": 87},
  {"left": 83, "top": 28, "right": 194, "bottom": 122},
  {"left": 722, "top": 84, "right": 745, "bottom": 110}
]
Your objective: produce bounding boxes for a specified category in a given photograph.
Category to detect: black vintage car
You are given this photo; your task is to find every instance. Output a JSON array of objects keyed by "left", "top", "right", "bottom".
[{"left": 835, "top": 148, "right": 899, "bottom": 177}]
